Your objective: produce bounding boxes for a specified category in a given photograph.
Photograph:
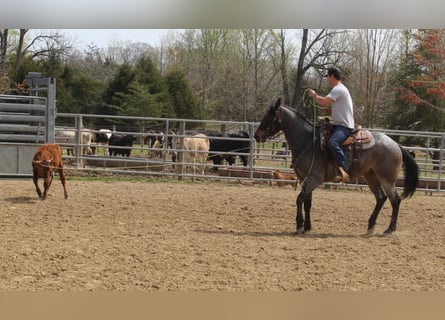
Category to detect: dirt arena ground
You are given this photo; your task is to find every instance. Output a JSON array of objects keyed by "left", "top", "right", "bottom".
[{"left": 0, "top": 178, "right": 443, "bottom": 291}]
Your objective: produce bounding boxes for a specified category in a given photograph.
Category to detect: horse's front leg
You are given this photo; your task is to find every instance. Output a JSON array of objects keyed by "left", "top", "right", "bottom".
[
  {"left": 296, "top": 192, "right": 304, "bottom": 234},
  {"left": 304, "top": 191, "right": 312, "bottom": 232},
  {"left": 296, "top": 190, "right": 311, "bottom": 234}
]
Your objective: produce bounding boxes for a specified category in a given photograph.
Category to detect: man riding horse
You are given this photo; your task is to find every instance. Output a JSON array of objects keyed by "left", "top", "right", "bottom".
[{"left": 308, "top": 67, "right": 354, "bottom": 183}]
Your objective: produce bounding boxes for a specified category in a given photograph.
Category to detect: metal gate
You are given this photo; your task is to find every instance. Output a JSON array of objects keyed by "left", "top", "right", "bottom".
[{"left": 0, "top": 72, "right": 56, "bottom": 177}]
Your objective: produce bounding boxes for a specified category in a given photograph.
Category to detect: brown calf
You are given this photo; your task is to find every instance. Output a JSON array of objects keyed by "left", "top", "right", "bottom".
[
  {"left": 271, "top": 170, "right": 299, "bottom": 188},
  {"left": 32, "top": 143, "right": 68, "bottom": 200}
]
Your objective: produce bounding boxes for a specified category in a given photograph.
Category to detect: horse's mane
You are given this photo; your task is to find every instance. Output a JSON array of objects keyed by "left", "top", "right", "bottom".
[{"left": 281, "top": 104, "right": 322, "bottom": 129}]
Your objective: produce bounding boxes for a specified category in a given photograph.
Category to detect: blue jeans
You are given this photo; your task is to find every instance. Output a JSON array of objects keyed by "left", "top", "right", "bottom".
[{"left": 328, "top": 125, "right": 353, "bottom": 170}]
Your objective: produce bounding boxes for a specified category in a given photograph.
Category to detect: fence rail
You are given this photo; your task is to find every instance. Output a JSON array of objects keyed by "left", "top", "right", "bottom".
[{"left": 52, "top": 113, "right": 444, "bottom": 193}]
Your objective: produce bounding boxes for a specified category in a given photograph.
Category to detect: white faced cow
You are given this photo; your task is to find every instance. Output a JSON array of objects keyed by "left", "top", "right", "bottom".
[
  {"left": 172, "top": 133, "right": 210, "bottom": 177},
  {"left": 91, "top": 129, "right": 112, "bottom": 156}
]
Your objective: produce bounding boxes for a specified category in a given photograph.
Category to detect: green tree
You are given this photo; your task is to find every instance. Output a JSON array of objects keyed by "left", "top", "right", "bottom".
[
  {"left": 57, "top": 65, "right": 104, "bottom": 120},
  {"left": 101, "top": 56, "right": 176, "bottom": 129},
  {"left": 166, "top": 70, "right": 202, "bottom": 124},
  {"left": 100, "top": 62, "right": 136, "bottom": 116},
  {"left": 114, "top": 82, "right": 175, "bottom": 118},
  {"left": 133, "top": 55, "right": 175, "bottom": 119},
  {"left": 134, "top": 55, "right": 165, "bottom": 94},
  {"left": 112, "top": 82, "right": 173, "bottom": 129}
]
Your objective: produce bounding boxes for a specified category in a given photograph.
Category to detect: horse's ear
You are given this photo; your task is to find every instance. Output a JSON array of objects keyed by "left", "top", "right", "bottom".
[{"left": 274, "top": 97, "right": 282, "bottom": 110}]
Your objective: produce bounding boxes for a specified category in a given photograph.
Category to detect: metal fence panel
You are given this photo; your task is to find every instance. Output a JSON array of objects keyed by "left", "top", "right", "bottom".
[
  {"left": 0, "top": 75, "right": 56, "bottom": 176},
  {"left": 54, "top": 113, "right": 444, "bottom": 193}
]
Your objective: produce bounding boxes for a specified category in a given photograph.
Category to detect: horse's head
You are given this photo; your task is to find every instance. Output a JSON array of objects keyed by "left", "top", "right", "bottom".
[{"left": 254, "top": 98, "right": 283, "bottom": 143}]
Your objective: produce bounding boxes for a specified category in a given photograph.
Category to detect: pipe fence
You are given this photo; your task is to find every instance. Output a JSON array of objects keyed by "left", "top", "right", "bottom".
[{"left": 54, "top": 113, "right": 444, "bottom": 193}]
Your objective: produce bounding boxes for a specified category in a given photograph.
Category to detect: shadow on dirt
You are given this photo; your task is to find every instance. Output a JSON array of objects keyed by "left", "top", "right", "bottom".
[
  {"left": 4, "top": 196, "right": 37, "bottom": 204},
  {"left": 195, "top": 228, "right": 364, "bottom": 239}
]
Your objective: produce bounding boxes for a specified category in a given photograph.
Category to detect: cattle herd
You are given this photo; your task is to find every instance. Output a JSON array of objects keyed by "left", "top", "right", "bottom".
[
  {"left": 31, "top": 127, "right": 256, "bottom": 200},
  {"left": 54, "top": 127, "right": 252, "bottom": 168}
]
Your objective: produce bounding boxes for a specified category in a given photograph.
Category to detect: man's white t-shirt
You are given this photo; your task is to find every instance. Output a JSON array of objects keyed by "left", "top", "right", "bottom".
[{"left": 326, "top": 83, "right": 354, "bottom": 129}]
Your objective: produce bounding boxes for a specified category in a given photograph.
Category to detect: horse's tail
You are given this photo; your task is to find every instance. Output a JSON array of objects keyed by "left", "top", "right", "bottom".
[{"left": 400, "top": 146, "right": 419, "bottom": 199}]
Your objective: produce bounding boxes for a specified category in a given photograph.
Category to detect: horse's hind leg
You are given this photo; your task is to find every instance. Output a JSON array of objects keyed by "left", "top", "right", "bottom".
[
  {"left": 365, "top": 172, "right": 387, "bottom": 235},
  {"left": 295, "top": 190, "right": 312, "bottom": 234},
  {"left": 296, "top": 191, "right": 305, "bottom": 234},
  {"left": 303, "top": 192, "right": 312, "bottom": 232},
  {"left": 381, "top": 183, "right": 401, "bottom": 235}
]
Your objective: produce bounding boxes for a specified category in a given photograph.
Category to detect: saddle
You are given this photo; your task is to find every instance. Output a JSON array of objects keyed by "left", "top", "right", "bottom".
[{"left": 320, "top": 123, "right": 375, "bottom": 166}]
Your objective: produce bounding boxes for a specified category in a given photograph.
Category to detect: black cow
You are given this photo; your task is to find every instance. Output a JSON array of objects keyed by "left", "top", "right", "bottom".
[
  {"left": 207, "top": 131, "right": 251, "bottom": 172},
  {"left": 108, "top": 133, "right": 134, "bottom": 157},
  {"left": 144, "top": 130, "right": 163, "bottom": 148},
  {"left": 144, "top": 130, "right": 166, "bottom": 157},
  {"left": 144, "top": 130, "right": 175, "bottom": 157}
]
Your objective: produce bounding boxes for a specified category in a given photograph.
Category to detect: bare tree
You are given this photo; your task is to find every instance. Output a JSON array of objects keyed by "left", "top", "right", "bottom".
[
  {"left": 0, "top": 29, "right": 8, "bottom": 74},
  {"left": 290, "top": 29, "right": 346, "bottom": 112},
  {"left": 13, "top": 29, "right": 72, "bottom": 75},
  {"left": 239, "top": 29, "right": 280, "bottom": 121},
  {"left": 269, "top": 29, "right": 295, "bottom": 105},
  {"left": 344, "top": 29, "right": 401, "bottom": 127},
  {"left": 196, "top": 29, "right": 227, "bottom": 116},
  {"left": 0, "top": 29, "right": 10, "bottom": 92}
]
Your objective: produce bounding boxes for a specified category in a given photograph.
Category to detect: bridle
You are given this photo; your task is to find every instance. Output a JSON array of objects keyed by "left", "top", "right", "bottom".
[
  {"left": 264, "top": 105, "right": 286, "bottom": 140},
  {"left": 271, "top": 104, "right": 318, "bottom": 184}
]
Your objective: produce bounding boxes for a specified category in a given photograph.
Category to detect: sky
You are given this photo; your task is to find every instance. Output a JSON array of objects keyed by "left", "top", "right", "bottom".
[{"left": 56, "top": 29, "right": 181, "bottom": 49}]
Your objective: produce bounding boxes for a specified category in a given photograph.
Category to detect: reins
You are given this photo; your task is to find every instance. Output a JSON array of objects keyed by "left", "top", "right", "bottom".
[{"left": 295, "top": 89, "right": 324, "bottom": 186}]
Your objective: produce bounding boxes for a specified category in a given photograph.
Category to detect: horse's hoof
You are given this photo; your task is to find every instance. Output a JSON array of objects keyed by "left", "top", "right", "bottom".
[
  {"left": 383, "top": 229, "right": 395, "bottom": 236},
  {"left": 296, "top": 227, "right": 305, "bottom": 235},
  {"left": 366, "top": 227, "right": 375, "bottom": 237}
]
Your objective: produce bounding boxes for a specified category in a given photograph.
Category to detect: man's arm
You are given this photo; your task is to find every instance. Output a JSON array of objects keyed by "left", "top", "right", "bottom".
[{"left": 308, "top": 89, "right": 334, "bottom": 107}]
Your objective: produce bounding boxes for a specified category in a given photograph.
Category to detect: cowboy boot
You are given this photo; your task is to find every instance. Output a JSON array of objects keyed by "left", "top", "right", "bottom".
[{"left": 338, "top": 167, "right": 350, "bottom": 182}]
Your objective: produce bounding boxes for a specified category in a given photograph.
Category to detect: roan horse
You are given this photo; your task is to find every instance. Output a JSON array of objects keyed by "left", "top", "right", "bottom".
[{"left": 254, "top": 98, "right": 419, "bottom": 235}]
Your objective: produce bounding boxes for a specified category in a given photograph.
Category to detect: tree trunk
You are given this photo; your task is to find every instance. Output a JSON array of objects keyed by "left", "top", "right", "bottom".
[
  {"left": 291, "top": 29, "right": 308, "bottom": 111},
  {"left": 14, "top": 29, "right": 28, "bottom": 75},
  {"left": 278, "top": 29, "right": 290, "bottom": 105},
  {"left": 0, "top": 29, "right": 8, "bottom": 76}
]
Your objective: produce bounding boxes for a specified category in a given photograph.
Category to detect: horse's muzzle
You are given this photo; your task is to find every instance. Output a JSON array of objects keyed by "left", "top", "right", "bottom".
[{"left": 254, "top": 130, "right": 266, "bottom": 143}]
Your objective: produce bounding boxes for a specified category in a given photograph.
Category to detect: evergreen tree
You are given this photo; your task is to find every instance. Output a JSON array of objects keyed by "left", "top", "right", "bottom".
[
  {"left": 135, "top": 55, "right": 165, "bottom": 94},
  {"left": 100, "top": 62, "right": 136, "bottom": 116},
  {"left": 100, "top": 56, "right": 176, "bottom": 130},
  {"left": 166, "top": 70, "right": 203, "bottom": 124},
  {"left": 133, "top": 55, "right": 175, "bottom": 120},
  {"left": 57, "top": 65, "right": 103, "bottom": 120}
]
